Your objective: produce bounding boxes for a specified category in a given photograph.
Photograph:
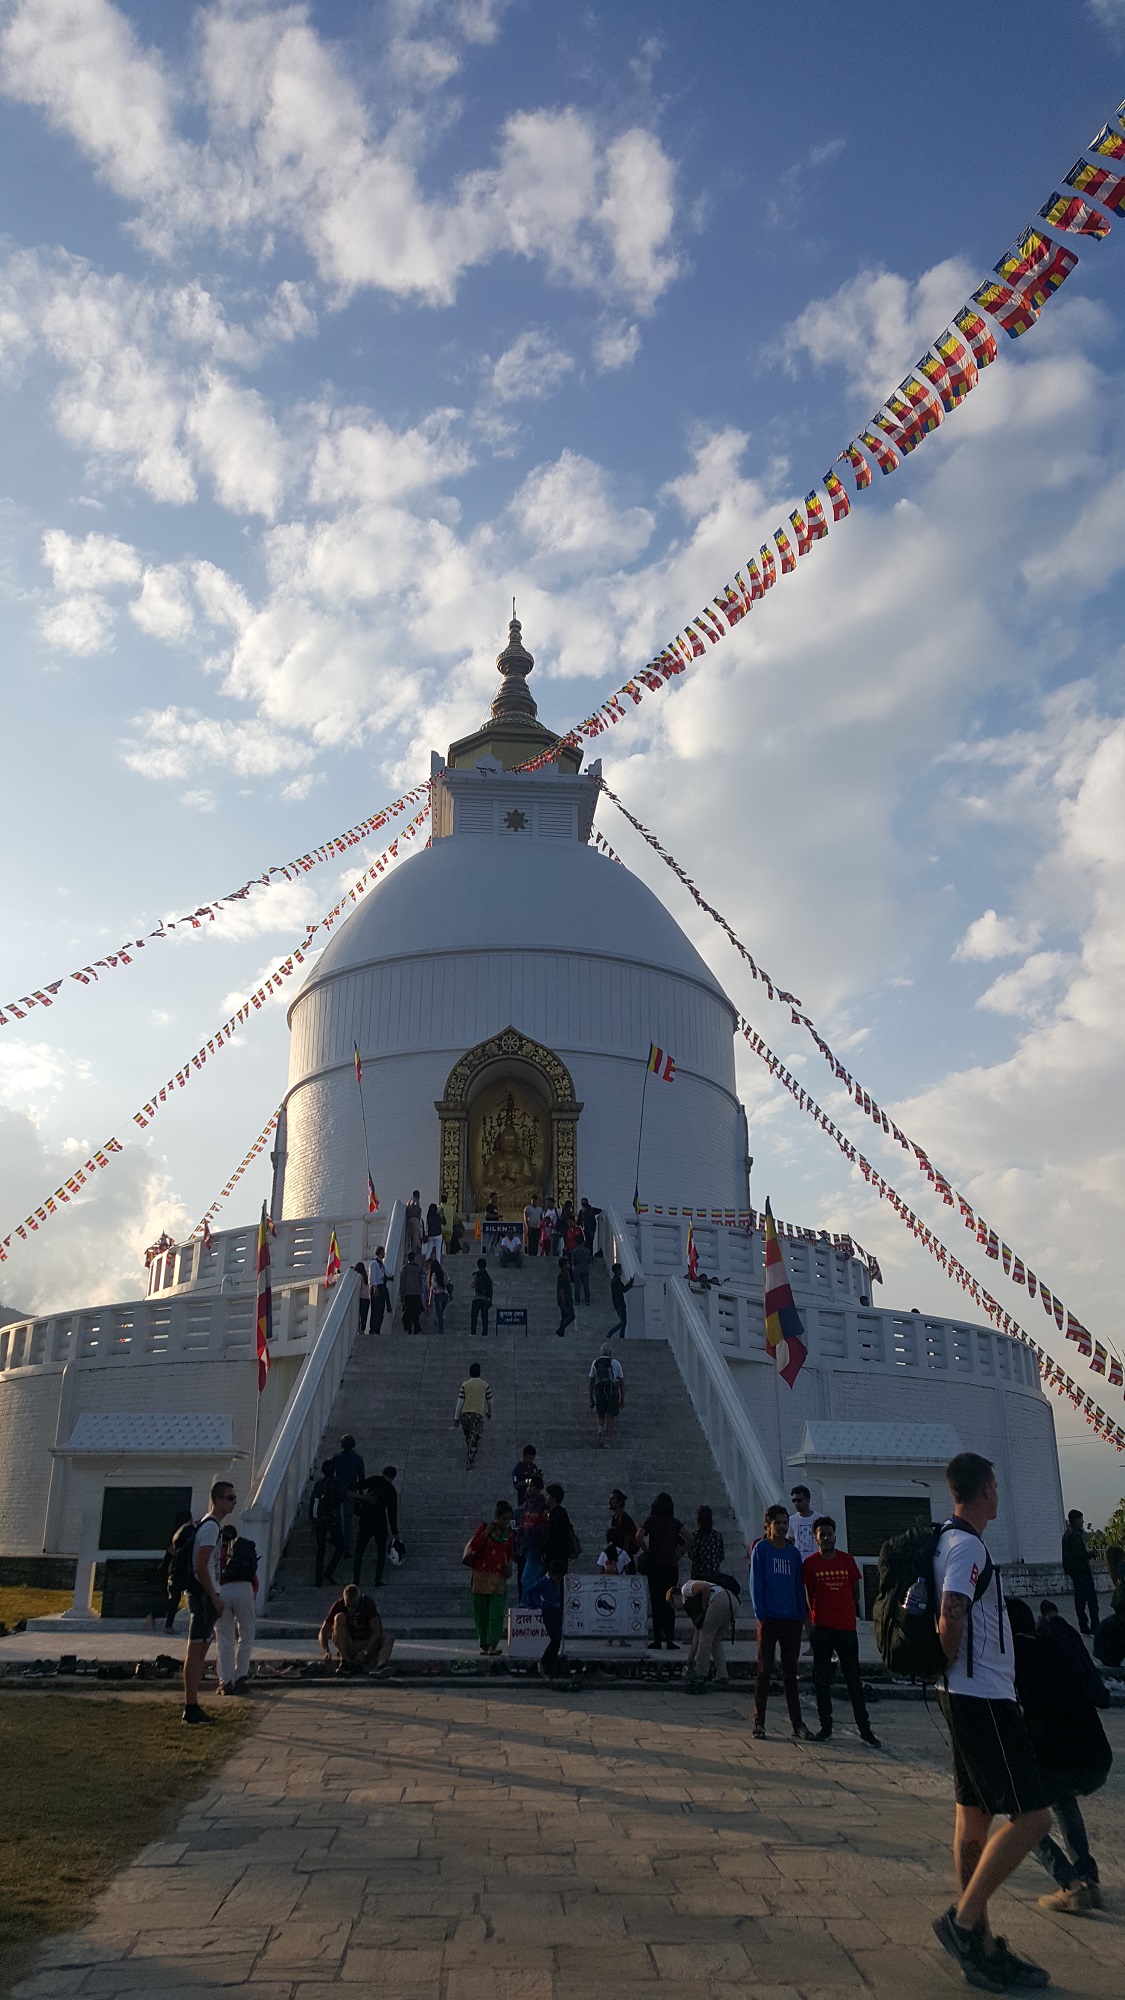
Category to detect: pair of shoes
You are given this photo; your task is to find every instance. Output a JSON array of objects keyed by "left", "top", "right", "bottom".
[
  {"left": 181, "top": 1705, "right": 213, "bottom": 1726},
  {"left": 859, "top": 1729, "right": 881, "bottom": 1747},
  {"left": 990, "top": 1938, "right": 1050, "bottom": 1988},
  {"left": 791, "top": 1725, "right": 811, "bottom": 1742},
  {"left": 752, "top": 1722, "right": 766, "bottom": 1739},
  {"left": 1037, "top": 1884, "right": 1092, "bottom": 1915},
  {"left": 931, "top": 1908, "right": 1006, "bottom": 1993},
  {"left": 813, "top": 1725, "right": 832, "bottom": 1742}
]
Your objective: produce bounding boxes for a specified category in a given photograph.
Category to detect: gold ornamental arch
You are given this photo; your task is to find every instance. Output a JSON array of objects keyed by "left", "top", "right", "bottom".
[{"left": 436, "top": 1026, "right": 582, "bottom": 1217}]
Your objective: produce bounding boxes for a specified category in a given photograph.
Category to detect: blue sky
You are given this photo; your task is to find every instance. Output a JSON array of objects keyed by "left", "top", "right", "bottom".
[{"left": 2, "top": 0, "right": 1125, "bottom": 1516}]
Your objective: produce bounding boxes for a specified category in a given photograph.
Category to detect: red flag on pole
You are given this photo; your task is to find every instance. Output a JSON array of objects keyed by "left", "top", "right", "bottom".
[
  {"left": 763, "top": 1198, "right": 807, "bottom": 1389},
  {"left": 326, "top": 1229, "right": 341, "bottom": 1288},
  {"left": 255, "top": 1203, "right": 272, "bottom": 1393}
]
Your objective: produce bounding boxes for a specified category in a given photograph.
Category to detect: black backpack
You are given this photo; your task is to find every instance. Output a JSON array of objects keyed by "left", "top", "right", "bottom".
[
  {"left": 593, "top": 1354, "right": 614, "bottom": 1384},
  {"left": 168, "top": 1518, "right": 202, "bottom": 1596},
  {"left": 221, "top": 1536, "right": 259, "bottom": 1585},
  {"left": 873, "top": 1517, "right": 996, "bottom": 1683}
]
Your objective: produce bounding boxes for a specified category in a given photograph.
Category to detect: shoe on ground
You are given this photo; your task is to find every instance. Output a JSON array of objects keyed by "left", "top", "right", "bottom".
[
  {"left": 814, "top": 1725, "right": 832, "bottom": 1742},
  {"left": 792, "top": 1724, "right": 811, "bottom": 1741},
  {"left": 181, "top": 1705, "right": 213, "bottom": 1726},
  {"left": 930, "top": 1907, "right": 1006, "bottom": 1993},
  {"left": 233, "top": 1677, "right": 250, "bottom": 1693},
  {"left": 752, "top": 1722, "right": 766, "bottom": 1739},
  {"left": 220, "top": 1682, "right": 237, "bottom": 1697},
  {"left": 1037, "top": 1884, "right": 1092, "bottom": 1915},
  {"left": 860, "top": 1729, "right": 881, "bottom": 1747},
  {"left": 990, "top": 1937, "right": 1049, "bottom": 1988},
  {"left": 1076, "top": 1878, "right": 1103, "bottom": 1909}
]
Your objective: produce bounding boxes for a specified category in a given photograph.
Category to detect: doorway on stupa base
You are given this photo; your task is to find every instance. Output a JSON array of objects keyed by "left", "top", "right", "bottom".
[{"left": 435, "top": 1026, "right": 581, "bottom": 1218}]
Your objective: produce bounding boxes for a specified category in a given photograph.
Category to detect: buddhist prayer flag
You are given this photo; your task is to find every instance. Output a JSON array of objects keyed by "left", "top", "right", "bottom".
[
  {"left": 954, "top": 306, "right": 998, "bottom": 368},
  {"left": 759, "top": 544, "right": 777, "bottom": 588},
  {"left": 859, "top": 427, "right": 900, "bottom": 474},
  {"left": 838, "top": 442, "right": 873, "bottom": 490},
  {"left": 774, "top": 525, "right": 797, "bottom": 573},
  {"left": 687, "top": 1221, "right": 698, "bottom": 1280},
  {"left": 971, "top": 278, "right": 1040, "bottom": 338},
  {"left": 647, "top": 1042, "right": 676, "bottom": 1082},
  {"left": 1088, "top": 119, "right": 1125, "bottom": 162},
  {"left": 325, "top": 1229, "right": 342, "bottom": 1288},
  {"left": 353, "top": 1043, "right": 363, "bottom": 1084},
  {"left": 823, "top": 468, "right": 851, "bottom": 520},
  {"left": 1065, "top": 158, "right": 1125, "bottom": 217},
  {"left": 762, "top": 1199, "right": 807, "bottom": 1389},
  {"left": 1091, "top": 1342, "right": 1108, "bottom": 1376},
  {"left": 368, "top": 1175, "right": 380, "bottom": 1215},
  {"left": 1110, "top": 1355, "right": 1123, "bottom": 1388},
  {"left": 1039, "top": 190, "right": 1111, "bottom": 238},
  {"left": 255, "top": 1205, "right": 272, "bottom": 1393},
  {"left": 789, "top": 507, "right": 811, "bottom": 557},
  {"left": 804, "top": 489, "right": 829, "bottom": 540}
]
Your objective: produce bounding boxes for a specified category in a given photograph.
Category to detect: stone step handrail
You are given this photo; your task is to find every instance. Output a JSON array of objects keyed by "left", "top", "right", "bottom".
[
  {"left": 242, "top": 1198, "right": 404, "bottom": 1589},
  {"left": 596, "top": 1204, "right": 647, "bottom": 1338},
  {"left": 662, "top": 1272, "right": 781, "bottom": 1543}
]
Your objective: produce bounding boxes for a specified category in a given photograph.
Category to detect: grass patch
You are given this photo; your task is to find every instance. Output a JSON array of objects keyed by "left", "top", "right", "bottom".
[
  {"left": 0, "top": 1586, "right": 75, "bottom": 1629},
  {"left": 0, "top": 1692, "right": 256, "bottom": 1995}
]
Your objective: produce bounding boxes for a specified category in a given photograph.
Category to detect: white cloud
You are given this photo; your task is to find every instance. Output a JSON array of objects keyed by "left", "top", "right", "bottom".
[
  {"left": 185, "top": 372, "right": 290, "bottom": 519},
  {"left": 0, "top": 1040, "right": 88, "bottom": 1120},
  {"left": 308, "top": 406, "right": 470, "bottom": 506},
  {"left": 487, "top": 329, "right": 574, "bottom": 404},
  {"left": 954, "top": 909, "right": 1041, "bottom": 962},
  {"left": 41, "top": 527, "right": 141, "bottom": 590},
  {"left": 975, "top": 950, "right": 1075, "bottom": 1016},
  {"left": 1, "top": 6, "right": 681, "bottom": 311},
  {"left": 129, "top": 563, "right": 195, "bottom": 642},
  {"left": 39, "top": 591, "right": 116, "bottom": 654},
  {"left": 512, "top": 449, "right": 654, "bottom": 572},
  {"left": 780, "top": 257, "right": 977, "bottom": 403},
  {"left": 121, "top": 706, "right": 315, "bottom": 782},
  {"left": 593, "top": 319, "right": 640, "bottom": 372}
]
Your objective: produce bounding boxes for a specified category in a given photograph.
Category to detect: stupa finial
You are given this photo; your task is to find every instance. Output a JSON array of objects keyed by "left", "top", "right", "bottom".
[{"left": 491, "top": 607, "right": 537, "bottom": 723}]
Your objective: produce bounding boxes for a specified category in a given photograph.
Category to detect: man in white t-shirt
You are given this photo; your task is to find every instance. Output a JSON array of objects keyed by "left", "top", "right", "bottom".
[
  {"left": 182, "top": 1477, "right": 237, "bottom": 1726},
  {"left": 930, "top": 1451, "right": 1051, "bottom": 1993},
  {"left": 787, "top": 1484, "right": 820, "bottom": 1564},
  {"left": 588, "top": 1345, "right": 625, "bottom": 1446}
]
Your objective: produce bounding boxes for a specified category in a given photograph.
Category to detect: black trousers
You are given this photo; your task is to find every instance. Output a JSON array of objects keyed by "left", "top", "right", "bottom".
[
  {"left": 402, "top": 1295, "right": 422, "bottom": 1335},
  {"left": 540, "top": 1605, "right": 563, "bottom": 1674},
  {"left": 1072, "top": 1573, "right": 1099, "bottom": 1634},
  {"left": 358, "top": 1296, "right": 370, "bottom": 1333},
  {"left": 314, "top": 1517, "right": 344, "bottom": 1586},
  {"left": 370, "top": 1285, "right": 388, "bottom": 1336},
  {"left": 811, "top": 1626, "right": 870, "bottom": 1732},
  {"left": 354, "top": 1514, "right": 389, "bottom": 1587},
  {"left": 646, "top": 1564, "right": 678, "bottom": 1645},
  {"left": 470, "top": 1299, "right": 490, "bottom": 1336}
]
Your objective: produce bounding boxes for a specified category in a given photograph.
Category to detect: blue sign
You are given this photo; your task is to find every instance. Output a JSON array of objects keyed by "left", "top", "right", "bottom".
[{"left": 495, "top": 1308, "right": 528, "bottom": 1332}]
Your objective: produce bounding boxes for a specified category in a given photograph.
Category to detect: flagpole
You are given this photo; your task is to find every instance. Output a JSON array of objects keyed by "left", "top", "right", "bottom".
[
  {"left": 250, "top": 1390, "right": 261, "bottom": 1502},
  {"left": 354, "top": 1045, "right": 377, "bottom": 1219},
  {"left": 632, "top": 1061, "right": 650, "bottom": 1213}
]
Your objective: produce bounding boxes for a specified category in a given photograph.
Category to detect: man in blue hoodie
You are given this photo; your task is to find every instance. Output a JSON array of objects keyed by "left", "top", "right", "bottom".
[{"left": 750, "top": 1504, "right": 810, "bottom": 1740}]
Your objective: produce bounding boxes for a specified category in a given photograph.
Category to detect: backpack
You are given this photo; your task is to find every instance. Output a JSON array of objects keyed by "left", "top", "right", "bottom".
[
  {"left": 168, "top": 1517, "right": 202, "bottom": 1596},
  {"left": 592, "top": 1354, "right": 614, "bottom": 1385},
  {"left": 472, "top": 1268, "right": 491, "bottom": 1299},
  {"left": 222, "top": 1536, "right": 258, "bottom": 1584},
  {"left": 873, "top": 1517, "right": 995, "bottom": 1683}
]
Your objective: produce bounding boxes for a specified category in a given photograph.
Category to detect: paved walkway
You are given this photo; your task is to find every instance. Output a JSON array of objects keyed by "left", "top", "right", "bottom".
[{"left": 15, "top": 1688, "right": 1125, "bottom": 1999}]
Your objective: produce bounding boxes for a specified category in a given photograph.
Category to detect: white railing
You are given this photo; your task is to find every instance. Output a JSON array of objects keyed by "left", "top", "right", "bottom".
[
  {"left": 597, "top": 1204, "right": 648, "bottom": 1338},
  {"left": 663, "top": 1275, "right": 781, "bottom": 1543},
  {"left": 241, "top": 1198, "right": 405, "bottom": 1590},
  {"left": 0, "top": 1281, "right": 331, "bottom": 1377},
  {"left": 147, "top": 1214, "right": 370, "bottom": 1298}
]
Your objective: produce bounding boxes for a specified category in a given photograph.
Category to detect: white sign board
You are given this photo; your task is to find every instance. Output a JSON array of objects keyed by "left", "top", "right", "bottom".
[
  {"left": 562, "top": 1573, "right": 648, "bottom": 1639},
  {"left": 506, "top": 1607, "right": 548, "bottom": 1658}
]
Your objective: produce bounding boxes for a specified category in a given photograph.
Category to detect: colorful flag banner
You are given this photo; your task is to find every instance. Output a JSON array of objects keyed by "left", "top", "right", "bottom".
[
  {"left": 1, "top": 781, "right": 432, "bottom": 1031},
  {"left": 763, "top": 1198, "right": 808, "bottom": 1389},
  {"left": 255, "top": 1203, "right": 273, "bottom": 1393},
  {"left": 325, "top": 1230, "right": 342, "bottom": 1288},
  {"left": 647, "top": 1043, "right": 676, "bottom": 1082},
  {"left": 686, "top": 1221, "right": 698, "bottom": 1280},
  {"left": 599, "top": 778, "right": 1121, "bottom": 1406}
]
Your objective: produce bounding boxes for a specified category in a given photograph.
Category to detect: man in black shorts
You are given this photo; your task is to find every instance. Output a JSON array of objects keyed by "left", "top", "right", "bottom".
[
  {"left": 931, "top": 1451, "right": 1051, "bottom": 1992},
  {"left": 182, "top": 1478, "right": 237, "bottom": 1724}
]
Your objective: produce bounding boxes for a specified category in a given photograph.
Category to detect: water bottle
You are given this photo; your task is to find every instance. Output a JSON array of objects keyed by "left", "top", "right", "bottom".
[{"left": 903, "top": 1576, "right": 929, "bottom": 1616}]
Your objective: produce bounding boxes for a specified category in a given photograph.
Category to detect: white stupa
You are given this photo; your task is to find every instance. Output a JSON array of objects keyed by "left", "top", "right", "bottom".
[{"left": 277, "top": 616, "right": 749, "bottom": 1222}]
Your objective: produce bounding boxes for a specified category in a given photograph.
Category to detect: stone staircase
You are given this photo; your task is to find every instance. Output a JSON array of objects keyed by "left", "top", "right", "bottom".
[{"left": 268, "top": 1250, "right": 742, "bottom": 1636}]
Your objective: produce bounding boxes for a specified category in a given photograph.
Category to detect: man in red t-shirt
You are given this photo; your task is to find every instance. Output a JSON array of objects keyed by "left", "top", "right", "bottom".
[{"left": 802, "top": 1516, "right": 880, "bottom": 1747}]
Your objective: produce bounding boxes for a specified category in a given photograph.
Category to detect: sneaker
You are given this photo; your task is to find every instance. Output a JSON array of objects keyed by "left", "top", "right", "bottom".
[
  {"left": 220, "top": 1682, "right": 237, "bottom": 1697},
  {"left": 233, "top": 1678, "right": 250, "bottom": 1693},
  {"left": 931, "top": 1908, "right": 1005, "bottom": 1994},
  {"left": 752, "top": 1722, "right": 765, "bottom": 1739},
  {"left": 990, "top": 1938, "right": 1050, "bottom": 1988},
  {"left": 181, "top": 1705, "right": 213, "bottom": 1726},
  {"left": 791, "top": 1724, "right": 811, "bottom": 1741},
  {"left": 813, "top": 1725, "right": 832, "bottom": 1742},
  {"left": 859, "top": 1730, "right": 881, "bottom": 1748},
  {"left": 1076, "top": 1879, "right": 1103, "bottom": 1910},
  {"left": 1037, "top": 1885, "right": 1091, "bottom": 1916}
]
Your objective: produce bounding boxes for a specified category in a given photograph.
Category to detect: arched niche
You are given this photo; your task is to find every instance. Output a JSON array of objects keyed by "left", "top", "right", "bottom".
[{"left": 436, "top": 1026, "right": 582, "bottom": 1216}]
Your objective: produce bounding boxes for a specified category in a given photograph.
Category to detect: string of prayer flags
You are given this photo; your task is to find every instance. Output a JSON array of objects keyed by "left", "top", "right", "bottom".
[
  {"left": 0, "top": 780, "right": 431, "bottom": 1030},
  {"left": 0, "top": 1141, "right": 122, "bottom": 1263},
  {"left": 1, "top": 809, "right": 430, "bottom": 1266},
  {"left": 736, "top": 1013, "right": 1125, "bottom": 1452},
  {"left": 193, "top": 1111, "right": 282, "bottom": 1235},
  {"left": 599, "top": 778, "right": 1122, "bottom": 1401}
]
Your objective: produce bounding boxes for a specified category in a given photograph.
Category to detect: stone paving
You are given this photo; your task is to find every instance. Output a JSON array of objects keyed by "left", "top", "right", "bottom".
[{"left": 14, "top": 1687, "right": 1125, "bottom": 2000}]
